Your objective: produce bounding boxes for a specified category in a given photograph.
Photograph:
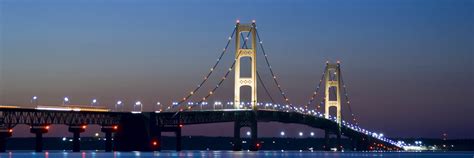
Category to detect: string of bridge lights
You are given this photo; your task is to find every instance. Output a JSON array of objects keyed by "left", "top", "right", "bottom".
[
  {"left": 192, "top": 23, "right": 257, "bottom": 110},
  {"left": 339, "top": 66, "right": 359, "bottom": 125},
  {"left": 175, "top": 22, "right": 254, "bottom": 111},
  {"left": 304, "top": 62, "right": 328, "bottom": 110},
  {"left": 255, "top": 29, "right": 294, "bottom": 107},
  {"left": 165, "top": 26, "right": 238, "bottom": 111}
]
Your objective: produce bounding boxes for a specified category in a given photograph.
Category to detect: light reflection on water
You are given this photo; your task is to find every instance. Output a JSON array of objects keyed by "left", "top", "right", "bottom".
[{"left": 0, "top": 151, "right": 473, "bottom": 158}]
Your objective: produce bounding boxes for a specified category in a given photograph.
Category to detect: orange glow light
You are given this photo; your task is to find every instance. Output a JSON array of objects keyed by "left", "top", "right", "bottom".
[
  {"left": 113, "top": 125, "right": 118, "bottom": 130},
  {"left": 82, "top": 125, "right": 87, "bottom": 129},
  {"left": 45, "top": 126, "right": 50, "bottom": 130},
  {"left": 8, "top": 129, "right": 13, "bottom": 133}
]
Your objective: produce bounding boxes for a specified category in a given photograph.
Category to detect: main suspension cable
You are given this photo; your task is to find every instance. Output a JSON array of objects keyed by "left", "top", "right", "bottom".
[
  {"left": 304, "top": 63, "right": 328, "bottom": 111},
  {"left": 255, "top": 28, "right": 293, "bottom": 107},
  {"left": 184, "top": 24, "right": 255, "bottom": 110},
  {"left": 167, "top": 26, "right": 237, "bottom": 110},
  {"left": 339, "top": 65, "right": 359, "bottom": 125},
  {"left": 257, "top": 71, "right": 276, "bottom": 104}
]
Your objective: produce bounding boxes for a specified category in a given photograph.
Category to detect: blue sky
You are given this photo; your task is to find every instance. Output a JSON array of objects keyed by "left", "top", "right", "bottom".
[{"left": 1, "top": 0, "right": 473, "bottom": 138}]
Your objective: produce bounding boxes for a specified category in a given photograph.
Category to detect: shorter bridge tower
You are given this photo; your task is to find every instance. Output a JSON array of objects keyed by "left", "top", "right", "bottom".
[{"left": 324, "top": 62, "right": 342, "bottom": 126}]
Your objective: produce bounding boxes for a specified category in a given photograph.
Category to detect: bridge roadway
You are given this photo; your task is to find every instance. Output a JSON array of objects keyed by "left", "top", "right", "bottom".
[{"left": 0, "top": 108, "right": 401, "bottom": 152}]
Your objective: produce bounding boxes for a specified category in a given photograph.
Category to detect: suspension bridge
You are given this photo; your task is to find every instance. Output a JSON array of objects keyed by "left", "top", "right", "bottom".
[{"left": 0, "top": 21, "right": 404, "bottom": 152}]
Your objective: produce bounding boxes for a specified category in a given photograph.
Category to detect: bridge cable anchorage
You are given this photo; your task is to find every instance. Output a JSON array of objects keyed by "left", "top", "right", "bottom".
[
  {"left": 174, "top": 25, "right": 255, "bottom": 114},
  {"left": 304, "top": 63, "right": 328, "bottom": 111},
  {"left": 255, "top": 27, "right": 296, "bottom": 110},
  {"left": 338, "top": 64, "right": 359, "bottom": 125},
  {"left": 167, "top": 26, "right": 237, "bottom": 111}
]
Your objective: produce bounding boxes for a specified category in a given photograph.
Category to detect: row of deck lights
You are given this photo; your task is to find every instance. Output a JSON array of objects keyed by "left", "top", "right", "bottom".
[
  {"left": 244, "top": 131, "right": 316, "bottom": 137},
  {"left": 29, "top": 96, "right": 401, "bottom": 148}
]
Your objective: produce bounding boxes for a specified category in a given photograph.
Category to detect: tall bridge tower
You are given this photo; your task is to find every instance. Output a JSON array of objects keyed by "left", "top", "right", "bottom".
[
  {"left": 324, "top": 62, "right": 342, "bottom": 126},
  {"left": 234, "top": 22, "right": 257, "bottom": 110}
]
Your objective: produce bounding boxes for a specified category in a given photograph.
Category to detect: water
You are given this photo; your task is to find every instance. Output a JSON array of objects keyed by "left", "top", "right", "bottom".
[{"left": 0, "top": 151, "right": 473, "bottom": 158}]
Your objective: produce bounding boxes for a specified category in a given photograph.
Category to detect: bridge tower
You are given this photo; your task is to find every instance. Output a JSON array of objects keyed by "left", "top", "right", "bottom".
[
  {"left": 324, "top": 62, "right": 342, "bottom": 126},
  {"left": 232, "top": 21, "right": 259, "bottom": 151},
  {"left": 234, "top": 22, "right": 257, "bottom": 110}
]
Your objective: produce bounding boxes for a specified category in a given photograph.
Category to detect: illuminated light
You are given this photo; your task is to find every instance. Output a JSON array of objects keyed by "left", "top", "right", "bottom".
[
  {"left": 0, "top": 105, "right": 19, "bottom": 109},
  {"left": 337, "top": 60, "right": 340, "bottom": 64},
  {"left": 33, "top": 96, "right": 38, "bottom": 100},
  {"left": 190, "top": 91, "right": 194, "bottom": 94},
  {"left": 135, "top": 101, "right": 142, "bottom": 106},
  {"left": 280, "top": 131, "right": 285, "bottom": 136},
  {"left": 299, "top": 132, "right": 303, "bottom": 136},
  {"left": 8, "top": 129, "right": 13, "bottom": 133},
  {"left": 152, "top": 141, "right": 158, "bottom": 146},
  {"left": 236, "top": 19, "right": 240, "bottom": 23},
  {"left": 256, "top": 143, "right": 260, "bottom": 148},
  {"left": 113, "top": 125, "right": 118, "bottom": 130},
  {"left": 252, "top": 20, "right": 256, "bottom": 23},
  {"left": 310, "top": 132, "right": 314, "bottom": 136},
  {"left": 62, "top": 137, "right": 67, "bottom": 141},
  {"left": 246, "top": 131, "right": 251, "bottom": 136},
  {"left": 179, "top": 124, "right": 183, "bottom": 128},
  {"left": 82, "top": 125, "right": 87, "bottom": 129},
  {"left": 92, "top": 99, "right": 97, "bottom": 104},
  {"left": 117, "top": 101, "right": 122, "bottom": 105},
  {"left": 45, "top": 126, "right": 50, "bottom": 130}
]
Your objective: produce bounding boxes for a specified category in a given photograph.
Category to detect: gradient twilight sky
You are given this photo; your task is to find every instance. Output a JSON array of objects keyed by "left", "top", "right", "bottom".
[{"left": 0, "top": 0, "right": 473, "bottom": 139}]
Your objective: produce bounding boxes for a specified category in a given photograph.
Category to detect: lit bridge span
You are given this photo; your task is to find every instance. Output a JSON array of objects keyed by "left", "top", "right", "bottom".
[{"left": 0, "top": 20, "right": 403, "bottom": 152}]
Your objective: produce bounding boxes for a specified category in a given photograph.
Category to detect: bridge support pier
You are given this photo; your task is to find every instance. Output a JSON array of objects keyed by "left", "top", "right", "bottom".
[
  {"left": 249, "top": 119, "right": 259, "bottom": 151},
  {"left": 323, "top": 130, "right": 342, "bottom": 151},
  {"left": 153, "top": 112, "right": 182, "bottom": 152},
  {"left": 232, "top": 121, "right": 242, "bottom": 151},
  {"left": 151, "top": 128, "right": 162, "bottom": 151},
  {"left": 176, "top": 127, "right": 182, "bottom": 151},
  {"left": 69, "top": 125, "right": 86, "bottom": 152},
  {"left": 233, "top": 112, "right": 259, "bottom": 151},
  {"left": 30, "top": 125, "right": 49, "bottom": 152},
  {"left": 101, "top": 125, "right": 118, "bottom": 152},
  {"left": 0, "top": 129, "right": 12, "bottom": 152}
]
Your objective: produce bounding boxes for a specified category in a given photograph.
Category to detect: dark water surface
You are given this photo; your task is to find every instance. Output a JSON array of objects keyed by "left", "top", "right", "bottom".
[{"left": 0, "top": 151, "right": 473, "bottom": 158}]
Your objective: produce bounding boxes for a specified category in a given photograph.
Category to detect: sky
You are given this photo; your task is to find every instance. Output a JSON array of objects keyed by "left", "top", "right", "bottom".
[{"left": 0, "top": 0, "right": 473, "bottom": 139}]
